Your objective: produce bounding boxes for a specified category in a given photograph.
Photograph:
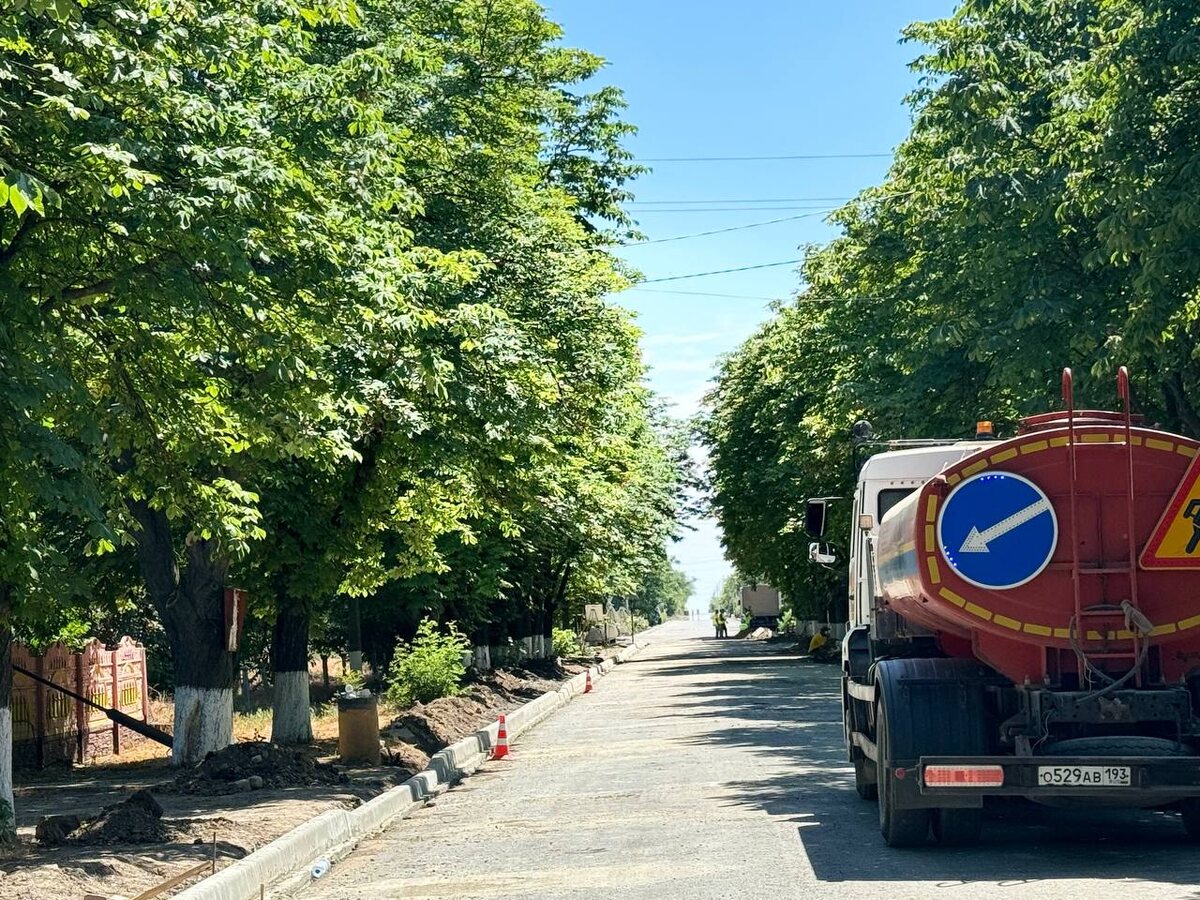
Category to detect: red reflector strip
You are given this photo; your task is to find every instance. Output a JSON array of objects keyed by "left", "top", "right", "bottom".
[{"left": 923, "top": 764, "right": 1004, "bottom": 788}]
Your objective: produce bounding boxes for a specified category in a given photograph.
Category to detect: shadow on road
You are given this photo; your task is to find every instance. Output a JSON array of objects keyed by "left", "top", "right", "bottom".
[{"left": 644, "top": 633, "right": 1200, "bottom": 887}]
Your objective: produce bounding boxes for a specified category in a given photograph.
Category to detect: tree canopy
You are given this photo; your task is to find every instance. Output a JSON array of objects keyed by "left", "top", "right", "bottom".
[
  {"left": 0, "top": 0, "right": 689, "bottom": 816},
  {"left": 703, "top": 0, "right": 1200, "bottom": 615}
]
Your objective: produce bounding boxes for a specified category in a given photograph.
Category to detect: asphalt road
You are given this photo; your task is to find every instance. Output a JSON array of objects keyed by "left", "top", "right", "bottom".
[{"left": 291, "top": 619, "right": 1200, "bottom": 899}]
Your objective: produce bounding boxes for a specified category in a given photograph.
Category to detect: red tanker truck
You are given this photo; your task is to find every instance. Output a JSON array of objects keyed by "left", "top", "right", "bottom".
[{"left": 806, "top": 369, "right": 1200, "bottom": 846}]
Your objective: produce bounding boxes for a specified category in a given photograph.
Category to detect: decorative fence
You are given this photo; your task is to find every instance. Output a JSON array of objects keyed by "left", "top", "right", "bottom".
[{"left": 10, "top": 636, "right": 151, "bottom": 769}]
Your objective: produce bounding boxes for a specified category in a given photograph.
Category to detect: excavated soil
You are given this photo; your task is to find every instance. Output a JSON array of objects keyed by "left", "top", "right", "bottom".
[
  {"left": 387, "top": 666, "right": 567, "bottom": 755},
  {"left": 72, "top": 789, "right": 168, "bottom": 845},
  {"left": 166, "top": 741, "right": 350, "bottom": 796}
]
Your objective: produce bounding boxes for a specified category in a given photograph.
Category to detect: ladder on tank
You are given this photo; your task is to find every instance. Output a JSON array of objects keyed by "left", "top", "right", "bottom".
[{"left": 1061, "top": 366, "right": 1147, "bottom": 689}]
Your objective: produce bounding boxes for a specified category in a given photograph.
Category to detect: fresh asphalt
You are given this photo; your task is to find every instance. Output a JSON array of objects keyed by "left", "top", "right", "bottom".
[{"left": 289, "top": 618, "right": 1200, "bottom": 899}]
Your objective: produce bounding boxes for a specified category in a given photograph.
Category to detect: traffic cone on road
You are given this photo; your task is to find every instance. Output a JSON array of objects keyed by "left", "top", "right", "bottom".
[
  {"left": 491, "top": 714, "right": 511, "bottom": 760},
  {"left": 584, "top": 669, "right": 594, "bottom": 694}
]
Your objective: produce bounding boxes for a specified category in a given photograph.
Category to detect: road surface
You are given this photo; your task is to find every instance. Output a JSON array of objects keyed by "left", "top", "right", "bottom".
[{"left": 292, "top": 619, "right": 1200, "bottom": 899}]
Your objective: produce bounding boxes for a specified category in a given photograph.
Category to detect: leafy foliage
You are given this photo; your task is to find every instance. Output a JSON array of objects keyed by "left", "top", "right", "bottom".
[
  {"left": 704, "top": 0, "right": 1200, "bottom": 615},
  {"left": 0, "top": 0, "right": 690, "bottom": 777},
  {"left": 551, "top": 627, "right": 584, "bottom": 658},
  {"left": 385, "top": 618, "right": 470, "bottom": 707}
]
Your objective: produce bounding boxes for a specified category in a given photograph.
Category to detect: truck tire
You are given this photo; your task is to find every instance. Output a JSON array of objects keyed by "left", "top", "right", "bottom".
[
  {"left": 876, "top": 691, "right": 930, "bottom": 847},
  {"left": 875, "top": 657, "right": 994, "bottom": 847},
  {"left": 1044, "top": 736, "right": 1194, "bottom": 757}
]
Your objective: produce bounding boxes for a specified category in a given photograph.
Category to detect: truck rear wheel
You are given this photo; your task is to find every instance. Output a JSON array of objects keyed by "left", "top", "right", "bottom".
[
  {"left": 877, "top": 695, "right": 930, "bottom": 847},
  {"left": 874, "top": 657, "right": 994, "bottom": 847}
]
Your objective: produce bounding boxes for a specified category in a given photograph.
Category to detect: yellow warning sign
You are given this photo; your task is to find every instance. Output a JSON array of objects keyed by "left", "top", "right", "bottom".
[{"left": 1142, "top": 455, "right": 1200, "bottom": 569}]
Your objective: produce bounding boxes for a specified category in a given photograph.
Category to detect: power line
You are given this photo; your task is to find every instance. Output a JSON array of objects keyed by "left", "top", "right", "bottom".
[
  {"left": 628, "top": 197, "right": 852, "bottom": 205},
  {"left": 629, "top": 206, "right": 837, "bottom": 213},
  {"left": 625, "top": 211, "right": 833, "bottom": 246},
  {"left": 626, "top": 289, "right": 889, "bottom": 304},
  {"left": 641, "top": 259, "right": 803, "bottom": 283},
  {"left": 627, "top": 289, "right": 783, "bottom": 300},
  {"left": 637, "top": 152, "right": 892, "bottom": 162}
]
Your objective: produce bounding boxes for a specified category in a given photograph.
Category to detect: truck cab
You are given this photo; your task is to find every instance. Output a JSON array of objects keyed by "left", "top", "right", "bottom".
[{"left": 848, "top": 443, "right": 991, "bottom": 631}]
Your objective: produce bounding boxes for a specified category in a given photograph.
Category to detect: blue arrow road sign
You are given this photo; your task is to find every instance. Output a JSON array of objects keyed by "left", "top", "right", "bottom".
[{"left": 938, "top": 471, "right": 1058, "bottom": 590}]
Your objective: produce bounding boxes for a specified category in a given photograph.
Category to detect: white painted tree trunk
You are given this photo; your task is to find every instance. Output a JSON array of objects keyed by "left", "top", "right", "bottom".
[
  {"left": 472, "top": 645, "right": 491, "bottom": 672},
  {"left": 172, "top": 686, "right": 233, "bottom": 767},
  {"left": 0, "top": 707, "right": 13, "bottom": 840},
  {"left": 271, "top": 671, "right": 312, "bottom": 744},
  {"left": 521, "top": 636, "right": 533, "bottom": 660}
]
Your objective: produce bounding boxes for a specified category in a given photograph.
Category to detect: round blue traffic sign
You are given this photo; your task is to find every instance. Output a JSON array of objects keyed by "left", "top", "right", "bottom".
[{"left": 938, "top": 471, "right": 1058, "bottom": 590}]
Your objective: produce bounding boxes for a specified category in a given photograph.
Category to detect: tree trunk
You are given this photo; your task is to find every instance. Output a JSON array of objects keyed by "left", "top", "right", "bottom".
[
  {"left": 321, "top": 655, "right": 330, "bottom": 690},
  {"left": 130, "top": 501, "right": 234, "bottom": 767},
  {"left": 271, "top": 603, "right": 312, "bottom": 745},
  {"left": 0, "top": 585, "right": 14, "bottom": 843}
]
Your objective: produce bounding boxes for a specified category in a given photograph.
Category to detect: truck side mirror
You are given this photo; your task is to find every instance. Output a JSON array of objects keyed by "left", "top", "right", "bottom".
[
  {"left": 805, "top": 499, "right": 828, "bottom": 537},
  {"left": 809, "top": 542, "right": 837, "bottom": 565}
]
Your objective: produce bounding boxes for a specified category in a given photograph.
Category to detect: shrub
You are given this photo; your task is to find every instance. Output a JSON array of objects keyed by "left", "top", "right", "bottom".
[
  {"left": 778, "top": 608, "right": 796, "bottom": 635},
  {"left": 552, "top": 627, "right": 584, "bottom": 657},
  {"left": 385, "top": 618, "right": 470, "bottom": 707}
]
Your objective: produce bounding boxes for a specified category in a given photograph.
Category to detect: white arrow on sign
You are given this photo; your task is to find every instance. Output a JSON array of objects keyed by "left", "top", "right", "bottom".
[{"left": 959, "top": 498, "right": 1052, "bottom": 553}]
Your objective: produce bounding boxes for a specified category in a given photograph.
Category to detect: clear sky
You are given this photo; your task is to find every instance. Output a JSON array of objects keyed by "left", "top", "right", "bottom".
[{"left": 544, "top": 0, "right": 958, "bottom": 611}]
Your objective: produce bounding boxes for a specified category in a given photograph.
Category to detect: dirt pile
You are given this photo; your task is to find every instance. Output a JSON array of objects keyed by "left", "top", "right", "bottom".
[
  {"left": 386, "top": 667, "right": 563, "bottom": 755},
  {"left": 34, "top": 814, "right": 82, "bottom": 846},
  {"left": 380, "top": 740, "right": 430, "bottom": 775},
  {"left": 388, "top": 693, "right": 494, "bottom": 755},
  {"left": 168, "top": 741, "right": 349, "bottom": 796},
  {"left": 73, "top": 789, "right": 167, "bottom": 845}
]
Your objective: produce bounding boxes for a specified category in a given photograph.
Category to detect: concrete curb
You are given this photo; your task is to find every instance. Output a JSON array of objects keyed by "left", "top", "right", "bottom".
[{"left": 174, "top": 637, "right": 650, "bottom": 900}]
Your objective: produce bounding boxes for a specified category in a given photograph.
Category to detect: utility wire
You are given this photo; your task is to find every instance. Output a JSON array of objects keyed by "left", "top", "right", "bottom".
[
  {"left": 628, "top": 197, "right": 853, "bottom": 205},
  {"left": 629, "top": 206, "right": 837, "bottom": 212},
  {"left": 637, "top": 152, "right": 892, "bottom": 162},
  {"left": 625, "top": 211, "right": 833, "bottom": 246},
  {"left": 627, "top": 289, "right": 784, "bottom": 300},
  {"left": 641, "top": 259, "right": 803, "bottom": 283},
  {"left": 626, "top": 288, "right": 889, "bottom": 304}
]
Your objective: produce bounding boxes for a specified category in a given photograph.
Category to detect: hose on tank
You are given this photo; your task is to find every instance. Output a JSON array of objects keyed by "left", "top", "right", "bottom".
[{"left": 1068, "top": 600, "right": 1154, "bottom": 700}]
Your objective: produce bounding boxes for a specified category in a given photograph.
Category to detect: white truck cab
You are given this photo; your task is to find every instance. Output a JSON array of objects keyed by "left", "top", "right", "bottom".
[{"left": 848, "top": 443, "right": 990, "bottom": 628}]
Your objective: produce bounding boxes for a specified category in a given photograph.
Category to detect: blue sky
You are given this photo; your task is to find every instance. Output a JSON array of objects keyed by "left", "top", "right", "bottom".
[{"left": 545, "top": 0, "right": 958, "bottom": 610}]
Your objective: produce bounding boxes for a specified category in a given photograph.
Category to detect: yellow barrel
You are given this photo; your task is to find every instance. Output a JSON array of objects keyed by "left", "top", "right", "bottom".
[{"left": 337, "top": 694, "right": 381, "bottom": 765}]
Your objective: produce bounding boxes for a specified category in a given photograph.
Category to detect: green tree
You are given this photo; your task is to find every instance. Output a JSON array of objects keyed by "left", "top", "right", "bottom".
[{"left": 704, "top": 0, "right": 1200, "bottom": 625}]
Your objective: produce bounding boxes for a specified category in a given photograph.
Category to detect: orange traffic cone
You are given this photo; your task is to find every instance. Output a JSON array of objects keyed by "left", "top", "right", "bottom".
[
  {"left": 584, "top": 669, "right": 593, "bottom": 694},
  {"left": 491, "top": 714, "right": 511, "bottom": 760}
]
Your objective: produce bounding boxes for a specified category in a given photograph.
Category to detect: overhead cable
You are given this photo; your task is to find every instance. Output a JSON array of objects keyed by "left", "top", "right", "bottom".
[
  {"left": 640, "top": 259, "right": 803, "bottom": 283},
  {"left": 625, "top": 211, "right": 832, "bottom": 246}
]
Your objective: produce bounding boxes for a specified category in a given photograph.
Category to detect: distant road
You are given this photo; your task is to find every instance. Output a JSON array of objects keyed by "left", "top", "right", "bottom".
[{"left": 290, "top": 619, "right": 1200, "bottom": 899}]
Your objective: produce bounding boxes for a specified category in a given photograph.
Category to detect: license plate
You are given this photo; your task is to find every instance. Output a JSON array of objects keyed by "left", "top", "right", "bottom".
[{"left": 1037, "top": 765, "right": 1131, "bottom": 787}]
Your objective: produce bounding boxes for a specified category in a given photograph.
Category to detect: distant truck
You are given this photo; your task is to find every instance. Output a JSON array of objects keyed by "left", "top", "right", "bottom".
[
  {"left": 807, "top": 369, "right": 1200, "bottom": 846},
  {"left": 740, "top": 584, "right": 781, "bottom": 628}
]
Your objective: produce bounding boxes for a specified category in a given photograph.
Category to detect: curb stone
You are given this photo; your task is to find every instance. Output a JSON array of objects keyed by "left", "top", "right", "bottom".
[{"left": 174, "top": 635, "right": 650, "bottom": 900}]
